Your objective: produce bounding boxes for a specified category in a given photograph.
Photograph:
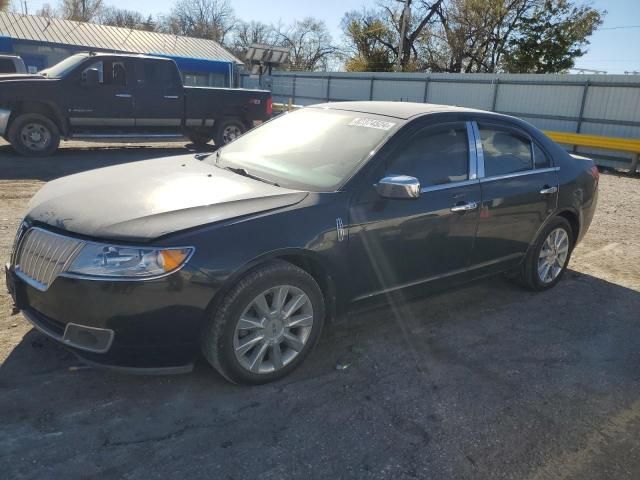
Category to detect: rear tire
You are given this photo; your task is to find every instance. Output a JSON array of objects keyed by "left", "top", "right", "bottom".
[
  {"left": 8, "top": 113, "right": 60, "bottom": 157},
  {"left": 514, "top": 216, "right": 574, "bottom": 291},
  {"left": 213, "top": 118, "right": 246, "bottom": 147},
  {"left": 201, "top": 260, "right": 325, "bottom": 385}
]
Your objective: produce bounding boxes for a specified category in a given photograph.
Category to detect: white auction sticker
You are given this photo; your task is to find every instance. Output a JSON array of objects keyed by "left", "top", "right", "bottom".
[{"left": 348, "top": 117, "right": 396, "bottom": 130}]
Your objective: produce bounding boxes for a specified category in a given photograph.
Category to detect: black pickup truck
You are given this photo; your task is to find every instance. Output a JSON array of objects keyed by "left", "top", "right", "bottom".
[{"left": 0, "top": 52, "right": 272, "bottom": 156}]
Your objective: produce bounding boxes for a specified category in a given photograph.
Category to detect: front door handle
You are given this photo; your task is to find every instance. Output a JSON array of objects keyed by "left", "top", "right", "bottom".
[
  {"left": 540, "top": 186, "right": 558, "bottom": 195},
  {"left": 115, "top": 93, "right": 132, "bottom": 98},
  {"left": 450, "top": 201, "right": 478, "bottom": 213}
]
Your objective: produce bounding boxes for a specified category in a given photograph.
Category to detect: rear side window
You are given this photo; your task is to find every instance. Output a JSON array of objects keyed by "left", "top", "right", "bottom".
[
  {"left": 141, "top": 61, "right": 181, "bottom": 88},
  {"left": 479, "top": 126, "right": 533, "bottom": 176},
  {"left": 387, "top": 124, "right": 469, "bottom": 187},
  {"left": 0, "top": 59, "right": 16, "bottom": 73},
  {"left": 533, "top": 142, "right": 551, "bottom": 168}
]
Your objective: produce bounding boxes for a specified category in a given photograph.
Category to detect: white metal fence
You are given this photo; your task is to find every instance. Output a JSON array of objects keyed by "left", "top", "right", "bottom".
[{"left": 241, "top": 71, "right": 640, "bottom": 169}]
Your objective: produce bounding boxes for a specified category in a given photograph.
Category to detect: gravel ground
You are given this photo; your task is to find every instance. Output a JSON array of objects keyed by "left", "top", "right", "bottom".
[{"left": 0, "top": 141, "right": 639, "bottom": 479}]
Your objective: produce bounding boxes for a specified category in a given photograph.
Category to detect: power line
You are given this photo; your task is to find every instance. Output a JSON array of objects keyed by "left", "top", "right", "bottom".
[{"left": 599, "top": 25, "right": 640, "bottom": 30}]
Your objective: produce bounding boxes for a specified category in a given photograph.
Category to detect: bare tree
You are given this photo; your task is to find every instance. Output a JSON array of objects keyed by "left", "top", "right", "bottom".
[
  {"left": 99, "top": 7, "right": 155, "bottom": 30},
  {"left": 277, "top": 18, "right": 338, "bottom": 71},
  {"left": 231, "top": 20, "right": 276, "bottom": 55},
  {"left": 36, "top": 3, "right": 57, "bottom": 17},
  {"left": 162, "top": 0, "right": 235, "bottom": 44},
  {"left": 60, "top": 0, "right": 103, "bottom": 22}
]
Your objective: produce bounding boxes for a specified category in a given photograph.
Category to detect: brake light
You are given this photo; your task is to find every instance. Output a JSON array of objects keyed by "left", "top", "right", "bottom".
[{"left": 266, "top": 97, "right": 273, "bottom": 116}]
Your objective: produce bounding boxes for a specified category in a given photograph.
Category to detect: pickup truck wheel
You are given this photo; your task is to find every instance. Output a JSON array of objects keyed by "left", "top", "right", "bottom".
[
  {"left": 8, "top": 113, "right": 60, "bottom": 157},
  {"left": 214, "top": 119, "right": 246, "bottom": 147},
  {"left": 201, "top": 260, "right": 325, "bottom": 384},
  {"left": 187, "top": 132, "right": 212, "bottom": 146}
]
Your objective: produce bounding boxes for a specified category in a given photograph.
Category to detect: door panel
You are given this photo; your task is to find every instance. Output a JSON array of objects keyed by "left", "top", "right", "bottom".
[
  {"left": 347, "top": 121, "right": 481, "bottom": 301},
  {"left": 67, "top": 58, "right": 134, "bottom": 128},
  {"left": 349, "top": 182, "right": 481, "bottom": 300},
  {"left": 470, "top": 121, "right": 558, "bottom": 266},
  {"left": 134, "top": 59, "right": 183, "bottom": 128}
]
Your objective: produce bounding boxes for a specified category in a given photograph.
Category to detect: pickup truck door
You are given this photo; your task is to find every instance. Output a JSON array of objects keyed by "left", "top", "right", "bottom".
[
  {"left": 67, "top": 57, "right": 135, "bottom": 129},
  {"left": 133, "top": 59, "right": 184, "bottom": 130}
]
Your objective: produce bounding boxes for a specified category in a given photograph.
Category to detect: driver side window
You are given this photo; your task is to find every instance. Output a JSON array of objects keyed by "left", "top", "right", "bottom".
[
  {"left": 82, "top": 60, "right": 127, "bottom": 86},
  {"left": 386, "top": 123, "right": 469, "bottom": 187}
]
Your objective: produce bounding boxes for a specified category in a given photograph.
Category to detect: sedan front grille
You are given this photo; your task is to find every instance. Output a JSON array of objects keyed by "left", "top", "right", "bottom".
[{"left": 14, "top": 228, "right": 84, "bottom": 291}]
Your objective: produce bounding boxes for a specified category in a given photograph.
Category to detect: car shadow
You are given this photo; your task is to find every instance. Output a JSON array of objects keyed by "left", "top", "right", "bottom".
[
  {"left": 0, "top": 142, "right": 218, "bottom": 182},
  {"left": 1, "top": 270, "right": 639, "bottom": 478}
]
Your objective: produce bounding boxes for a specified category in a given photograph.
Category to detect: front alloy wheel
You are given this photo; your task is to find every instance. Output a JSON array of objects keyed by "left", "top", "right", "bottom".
[
  {"left": 234, "top": 285, "right": 314, "bottom": 374},
  {"left": 201, "top": 260, "right": 325, "bottom": 384}
]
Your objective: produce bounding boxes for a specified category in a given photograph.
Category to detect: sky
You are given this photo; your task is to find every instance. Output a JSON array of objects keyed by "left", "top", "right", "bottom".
[{"left": 17, "top": 0, "right": 640, "bottom": 74}]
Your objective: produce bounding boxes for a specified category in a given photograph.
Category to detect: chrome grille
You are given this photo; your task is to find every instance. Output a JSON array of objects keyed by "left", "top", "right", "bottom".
[{"left": 15, "top": 228, "right": 84, "bottom": 291}]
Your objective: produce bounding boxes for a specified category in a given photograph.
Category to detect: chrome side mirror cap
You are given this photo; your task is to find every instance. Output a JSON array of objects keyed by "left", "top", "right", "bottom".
[{"left": 375, "top": 175, "right": 421, "bottom": 199}]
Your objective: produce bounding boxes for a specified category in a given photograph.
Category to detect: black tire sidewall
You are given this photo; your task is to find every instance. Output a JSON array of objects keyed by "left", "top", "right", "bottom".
[
  {"left": 209, "top": 263, "right": 325, "bottom": 384},
  {"left": 214, "top": 119, "right": 245, "bottom": 147},
  {"left": 9, "top": 113, "right": 60, "bottom": 157},
  {"left": 527, "top": 217, "right": 574, "bottom": 290}
]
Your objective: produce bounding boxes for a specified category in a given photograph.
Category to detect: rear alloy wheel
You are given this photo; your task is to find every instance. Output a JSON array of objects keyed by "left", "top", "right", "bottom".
[
  {"left": 213, "top": 118, "right": 246, "bottom": 147},
  {"left": 514, "top": 216, "right": 574, "bottom": 291},
  {"left": 201, "top": 261, "right": 325, "bottom": 384},
  {"left": 8, "top": 113, "right": 60, "bottom": 157}
]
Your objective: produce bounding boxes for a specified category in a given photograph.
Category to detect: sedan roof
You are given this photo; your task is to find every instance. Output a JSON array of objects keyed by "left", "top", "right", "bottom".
[{"left": 307, "top": 101, "right": 488, "bottom": 120}]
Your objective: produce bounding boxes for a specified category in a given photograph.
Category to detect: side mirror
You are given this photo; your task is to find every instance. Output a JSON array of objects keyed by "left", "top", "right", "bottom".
[
  {"left": 83, "top": 68, "right": 100, "bottom": 85},
  {"left": 375, "top": 175, "right": 421, "bottom": 199}
]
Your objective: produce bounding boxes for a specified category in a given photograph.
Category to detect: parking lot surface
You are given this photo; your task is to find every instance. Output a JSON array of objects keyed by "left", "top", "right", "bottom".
[{"left": 1, "top": 141, "right": 639, "bottom": 479}]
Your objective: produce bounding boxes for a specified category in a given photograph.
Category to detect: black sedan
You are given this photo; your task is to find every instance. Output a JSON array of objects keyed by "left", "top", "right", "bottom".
[{"left": 6, "top": 102, "right": 599, "bottom": 384}]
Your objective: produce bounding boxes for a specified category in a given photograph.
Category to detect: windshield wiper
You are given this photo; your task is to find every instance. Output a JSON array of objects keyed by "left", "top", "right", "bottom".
[{"left": 223, "top": 166, "right": 280, "bottom": 187}]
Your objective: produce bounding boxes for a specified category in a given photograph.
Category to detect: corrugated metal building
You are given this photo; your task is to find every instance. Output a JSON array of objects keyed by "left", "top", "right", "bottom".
[{"left": 0, "top": 12, "right": 243, "bottom": 87}]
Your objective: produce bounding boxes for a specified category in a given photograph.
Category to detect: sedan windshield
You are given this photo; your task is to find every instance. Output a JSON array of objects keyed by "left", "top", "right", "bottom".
[
  {"left": 212, "top": 108, "right": 400, "bottom": 191},
  {"left": 40, "top": 54, "right": 88, "bottom": 78}
]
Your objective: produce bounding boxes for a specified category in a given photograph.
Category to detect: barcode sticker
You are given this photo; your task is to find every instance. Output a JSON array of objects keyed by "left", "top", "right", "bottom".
[{"left": 348, "top": 118, "right": 396, "bottom": 130}]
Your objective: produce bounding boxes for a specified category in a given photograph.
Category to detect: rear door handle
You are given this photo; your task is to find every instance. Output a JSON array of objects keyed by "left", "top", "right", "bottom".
[
  {"left": 115, "top": 93, "right": 132, "bottom": 98},
  {"left": 450, "top": 201, "right": 478, "bottom": 213},
  {"left": 164, "top": 95, "right": 179, "bottom": 99},
  {"left": 540, "top": 186, "right": 558, "bottom": 195}
]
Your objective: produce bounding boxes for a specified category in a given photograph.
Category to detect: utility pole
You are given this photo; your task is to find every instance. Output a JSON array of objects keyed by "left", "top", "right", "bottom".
[{"left": 396, "top": 0, "right": 411, "bottom": 72}]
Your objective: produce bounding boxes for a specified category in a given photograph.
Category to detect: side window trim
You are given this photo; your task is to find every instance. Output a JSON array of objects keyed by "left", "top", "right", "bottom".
[
  {"left": 472, "top": 120, "right": 540, "bottom": 180},
  {"left": 532, "top": 140, "right": 555, "bottom": 169}
]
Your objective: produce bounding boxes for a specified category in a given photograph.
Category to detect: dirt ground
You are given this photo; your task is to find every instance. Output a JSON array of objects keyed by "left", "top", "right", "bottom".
[{"left": 0, "top": 140, "right": 639, "bottom": 479}]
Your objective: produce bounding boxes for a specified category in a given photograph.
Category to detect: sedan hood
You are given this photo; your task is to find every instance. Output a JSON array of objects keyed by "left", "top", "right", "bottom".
[{"left": 26, "top": 155, "right": 307, "bottom": 242}]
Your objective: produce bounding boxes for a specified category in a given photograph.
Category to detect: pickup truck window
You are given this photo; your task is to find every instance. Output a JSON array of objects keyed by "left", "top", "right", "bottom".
[
  {"left": 82, "top": 60, "right": 127, "bottom": 86},
  {"left": 40, "top": 54, "right": 88, "bottom": 78},
  {"left": 140, "top": 60, "right": 181, "bottom": 88},
  {"left": 0, "top": 58, "right": 16, "bottom": 73}
]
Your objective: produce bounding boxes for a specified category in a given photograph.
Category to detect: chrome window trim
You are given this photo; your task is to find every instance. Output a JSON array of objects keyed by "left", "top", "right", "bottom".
[
  {"left": 465, "top": 121, "right": 478, "bottom": 180},
  {"left": 479, "top": 166, "right": 560, "bottom": 183},
  {"left": 470, "top": 121, "right": 485, "bottom": 178},
  {"left": 420, "top": 178, "right": 480, "bottom": 194}
]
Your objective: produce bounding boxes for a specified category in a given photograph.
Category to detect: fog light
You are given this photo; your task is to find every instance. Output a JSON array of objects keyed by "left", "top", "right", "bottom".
[{"left": 63, "top": 323, "right": 114, "bottom": 353}]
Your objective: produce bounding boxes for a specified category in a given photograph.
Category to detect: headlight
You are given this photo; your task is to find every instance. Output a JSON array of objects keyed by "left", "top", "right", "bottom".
[{"left": 65, "top": 243, "right": 194, "bottom": 279}]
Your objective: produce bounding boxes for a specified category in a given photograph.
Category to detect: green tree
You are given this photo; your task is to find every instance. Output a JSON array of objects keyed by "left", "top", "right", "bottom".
[
  {"left": 341, "top": 10, "right": 395, "bottom": 72},
  {"left": 503, "top": 0, "right": 604, "bottom": 73}
]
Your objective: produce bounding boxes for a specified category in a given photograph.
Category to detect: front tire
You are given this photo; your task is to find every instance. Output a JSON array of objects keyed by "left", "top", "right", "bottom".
[
  {"left": 201, "top": 261, "right": 325, "bottom": 384},
  {"left": 8, "top": 113, "right": 60, "bottom": 157},
  {"left": 187, "top": 131, "right": 212, "bottom": 146},
  {"left": 515, "top": 216, "right": 574, "bottom": 291}
]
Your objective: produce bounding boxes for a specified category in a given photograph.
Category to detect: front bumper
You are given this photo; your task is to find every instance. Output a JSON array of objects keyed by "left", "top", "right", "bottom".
[{"left": 6, "top": 263, "right": 212, "bottom": 373}]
